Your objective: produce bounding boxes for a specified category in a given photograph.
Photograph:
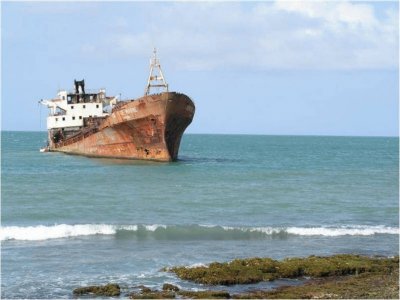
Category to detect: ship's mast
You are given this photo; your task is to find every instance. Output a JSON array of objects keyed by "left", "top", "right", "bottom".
[{"left": 144, "top": 48, "right": 168, "bottom": 96}]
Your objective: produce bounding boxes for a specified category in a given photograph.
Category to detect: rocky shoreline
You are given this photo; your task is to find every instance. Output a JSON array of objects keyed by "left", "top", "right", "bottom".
[{"left": 73, "top": 254, "right": 399, "bottom": 299}]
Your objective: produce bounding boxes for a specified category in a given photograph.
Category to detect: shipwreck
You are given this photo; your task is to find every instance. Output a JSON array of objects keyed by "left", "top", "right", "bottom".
[{"left": 39, "top": 49, "right": 195, "bottom": 161}]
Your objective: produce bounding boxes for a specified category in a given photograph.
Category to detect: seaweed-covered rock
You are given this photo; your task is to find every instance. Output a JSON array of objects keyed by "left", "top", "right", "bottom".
[
  {"left": 135, "top": 285, "right": 152, "bottom": 293},
  {"left": 169, "top": 255, "right": 399, "bottom": 285},
  {"left": 129, "top": 289, "right": 231, "bottom": 299},
  {"left": 128, "top": 285, "right": 177, "bottom": 299},
  {"left": 73, "top": 283, "right": 120, "bottom": 296},
  {"left": 129, "top": 290, "right": 175, "bottom": 299},
  {"left": 178, "top": 290, "right": 230, "bottom": 299},
  {"left": 162, "top": 283, "right": 180, "bottom": 292},
  {"left": 232, "top": 268, "right": 399, "bottom": 299}
]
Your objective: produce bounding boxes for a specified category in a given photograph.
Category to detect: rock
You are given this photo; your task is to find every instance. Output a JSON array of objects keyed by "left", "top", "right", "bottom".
[
  {"left": 73, "top": 283, "right": 120, "bottom": 296},
  {"left": 168, "top": 255, "right": 399, "bottom": 285},
  {"left": 162, "top": 283, "right": 180, "bottom": 292},
  {"left": 178, "top": 290, "right": 230, "bottom": 299},
  {"left": 129, "top": 291, "right": 175, "bottom": 299},
  {"left": 135, "top": 285, "right": 152, "bottom": 293},
  {"left": 129, "top": 288, "right": 231, "bottom": 299}
]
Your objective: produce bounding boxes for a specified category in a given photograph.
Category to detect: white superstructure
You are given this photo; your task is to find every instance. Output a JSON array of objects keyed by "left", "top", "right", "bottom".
[{"left": 40, "top": 80, "right": 118, "bottom": 130}]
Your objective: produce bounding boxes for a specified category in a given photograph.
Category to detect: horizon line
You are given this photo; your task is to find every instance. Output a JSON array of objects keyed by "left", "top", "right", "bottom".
[{"left": 1, "top": 130, "right": 398, "bottom": 139}]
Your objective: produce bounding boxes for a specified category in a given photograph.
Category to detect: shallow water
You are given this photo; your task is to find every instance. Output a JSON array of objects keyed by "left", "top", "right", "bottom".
[{"left": 1, "top": 132, "right": 399, "bottom": 298}]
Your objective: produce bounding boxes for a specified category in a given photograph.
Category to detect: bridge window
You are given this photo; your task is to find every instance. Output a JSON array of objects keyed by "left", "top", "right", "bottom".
[
  {"left": 83, "top": 105, "right": 86, "bottom": 109},
  {"left": 72, "top": 117, "right": 75, "bottom": 120},
  {"left": 55, "top": 118, "right": 58, "bottom": 121},
  {"left": 79, "top": 116, "right": 82, "bottom": 119},
  {"left": 62, "top": 117, "right": 65, "bottom": 121},
  {"left": 96, "top": 104, "right": 99, "bottom": 108},
  {"left": 71, "top": 106, "right": 74, "bottom": 109}
]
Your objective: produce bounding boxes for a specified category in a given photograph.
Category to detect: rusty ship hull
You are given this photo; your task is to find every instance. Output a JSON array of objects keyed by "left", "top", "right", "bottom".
[{"left": 49, "top": 92, "right": 195, "bottom": 162}]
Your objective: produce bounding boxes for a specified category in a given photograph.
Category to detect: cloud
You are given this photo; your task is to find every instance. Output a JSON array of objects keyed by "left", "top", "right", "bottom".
[
  {"left": 91, "top": 1, "right": 399, "bottom": 70},
  {"left": 274, "top": 1, "right": 378, "bottom": 27}
]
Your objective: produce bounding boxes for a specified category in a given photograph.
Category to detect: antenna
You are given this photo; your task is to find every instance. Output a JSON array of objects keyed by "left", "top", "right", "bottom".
[{"left": 144, "top": 48, "right": 168, "bottom": 96}]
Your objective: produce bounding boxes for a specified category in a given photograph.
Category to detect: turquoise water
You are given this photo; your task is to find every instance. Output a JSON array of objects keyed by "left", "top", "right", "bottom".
[{"left": 1, "top": 131, "right": 399, "bottom": 298}]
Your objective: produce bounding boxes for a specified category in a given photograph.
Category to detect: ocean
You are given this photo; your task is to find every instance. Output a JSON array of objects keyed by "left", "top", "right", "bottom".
[{"left": 1, "top": 131, "right": 399, "bottom": 299}]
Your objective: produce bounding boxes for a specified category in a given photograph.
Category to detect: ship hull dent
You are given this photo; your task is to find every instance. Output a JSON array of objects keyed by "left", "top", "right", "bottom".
[{"left": 49, "top": 92, "right": 195, "bottom": 162}]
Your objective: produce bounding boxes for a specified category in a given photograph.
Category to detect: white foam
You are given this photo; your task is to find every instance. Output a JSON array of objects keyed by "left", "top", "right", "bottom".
[
  {"left": 221, "top": 226, "right": 236, "bottom": 231},
  {"left": 120, "top": 225, "right": 139, "bottom": 231},
  {"left": 249, "top": 227, "right": 282, "bottom": 234},
  {"left": 144, "top": 224, "right": 167, "bottom": 231},
  {"left": 1, "top": 224, "right": 398, "bottom": 241},
  {"left": 218, "top": 225, "right": 398, "bottom": 236},
  {"left": 0, "top": 224, "right": 173, "bottom": 241},
  {"left": 0, "top": 224, "right": 117, "bottom": 241},
  {"left": 285, "top": 225, "right": 399, "bottom": 236},
  {"left": 187, "top": 262, "right": 208, "bottom": 268}
]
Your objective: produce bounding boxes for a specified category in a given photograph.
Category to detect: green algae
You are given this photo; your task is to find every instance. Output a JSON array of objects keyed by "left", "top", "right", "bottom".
[
  {"left": 178, "top": 290, "right": 230, "bottom": 299},
  {"left": 129, "top": 285, "right": 178, "bottom": 299},
  {"left": 129, "top": 290, "right": 176, "bottom": 299},
  {"left": 162, "top": 283, "right": 180, "bottom": 292},
  {"left": 233, "top": 268, "right": 399, "bottom": 299},
  {"left": 72, "top": 283, "right": 121, "bottom": 297},
  {"left": 127, "top": 269, "right": 399, "bottom": 299},
  {"left": 169, "top": 254, "right": 399, "bottom": 285},
  {"left": 128, "top": 285, "right": 230, "bottom": 299},
  {"left": 72, "top": 255, "right": 399, "bottom": 299}
]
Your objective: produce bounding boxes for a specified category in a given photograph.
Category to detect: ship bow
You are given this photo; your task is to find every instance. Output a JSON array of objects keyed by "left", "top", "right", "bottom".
[{"left": 164, "top": 93, "right": 195, "bottom": 160}]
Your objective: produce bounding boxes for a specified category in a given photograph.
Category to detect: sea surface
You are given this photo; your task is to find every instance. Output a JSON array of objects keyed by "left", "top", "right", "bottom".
[{"left": 1, "top": 131, "right": 399, "bottom": 299}]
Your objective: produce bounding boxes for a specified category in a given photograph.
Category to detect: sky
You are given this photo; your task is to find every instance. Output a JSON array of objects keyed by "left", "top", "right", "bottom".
[{"left": 1, "top": 0, "right": 399, "bottom": 136}]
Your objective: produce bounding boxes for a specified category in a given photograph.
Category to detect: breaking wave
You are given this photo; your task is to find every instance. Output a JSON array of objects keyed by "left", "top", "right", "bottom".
[{"left": 1, "top": 224, "right": 398, "bottom": 241}]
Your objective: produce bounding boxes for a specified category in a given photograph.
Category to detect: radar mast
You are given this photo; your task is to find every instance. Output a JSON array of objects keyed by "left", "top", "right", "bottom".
[{"left": 144, "top": 48, "right": 168, "bottom": 96}]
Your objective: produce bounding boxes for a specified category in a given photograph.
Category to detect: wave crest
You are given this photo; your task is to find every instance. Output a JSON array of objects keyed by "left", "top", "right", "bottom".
[{"left": 1, "top": 224, "right": 398, "bottom": 241}]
